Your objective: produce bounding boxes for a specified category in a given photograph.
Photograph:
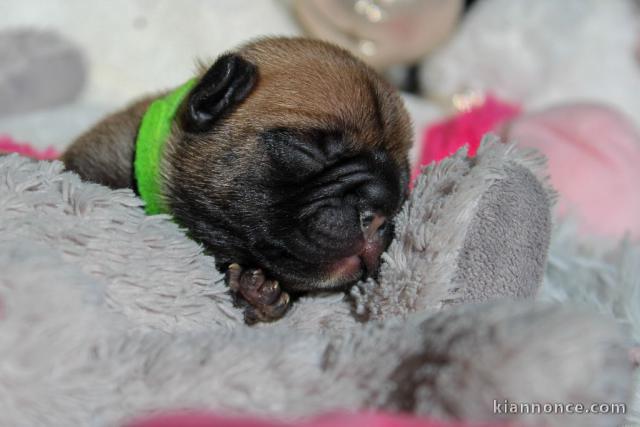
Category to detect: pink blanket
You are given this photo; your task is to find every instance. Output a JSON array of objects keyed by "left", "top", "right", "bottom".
[{"left": 414, "top": 98, "right": 640, "bottom": 239}]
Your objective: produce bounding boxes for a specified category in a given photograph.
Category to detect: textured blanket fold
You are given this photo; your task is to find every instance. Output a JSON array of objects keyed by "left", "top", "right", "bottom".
[{"left": 0, "top": 139, "right": 635, "bottom": 427}]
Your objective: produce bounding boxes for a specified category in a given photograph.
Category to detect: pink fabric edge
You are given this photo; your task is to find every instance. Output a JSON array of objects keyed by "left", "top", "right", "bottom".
[
  {"left": 125, "top": 411, "right": 509, "bottom": 427},
  {"left": 0, "top": 135, "right": 60, "bottom": 160}
]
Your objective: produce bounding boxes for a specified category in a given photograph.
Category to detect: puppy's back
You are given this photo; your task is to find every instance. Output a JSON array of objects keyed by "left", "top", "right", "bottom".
[{"left": 62, "top": 97, "right": 154, "bottom": 189}]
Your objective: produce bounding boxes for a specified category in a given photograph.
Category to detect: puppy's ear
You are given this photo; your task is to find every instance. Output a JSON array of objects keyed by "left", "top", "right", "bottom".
[{"left": 183, "top": 54, "right": 257, "bottom": 132}]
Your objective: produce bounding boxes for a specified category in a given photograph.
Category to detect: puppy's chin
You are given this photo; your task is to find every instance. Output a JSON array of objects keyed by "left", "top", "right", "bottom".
[
  {"left": 320, "top": 255, "right": 366, "bottom": 290},
  {"left": 271, "top": 235, "right": 389, "bottom": 293},
  {"left": 284, "top": 258, "right": 365, "bottom": 293}
]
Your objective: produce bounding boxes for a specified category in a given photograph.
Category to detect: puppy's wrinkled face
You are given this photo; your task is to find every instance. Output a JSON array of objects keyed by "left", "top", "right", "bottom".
[{"left": 165, "top": 38, "right": 412, "bottom": 292}]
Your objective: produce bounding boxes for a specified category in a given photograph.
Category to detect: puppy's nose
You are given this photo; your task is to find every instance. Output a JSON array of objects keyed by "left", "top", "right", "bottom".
[
  {"left": 360, "top": 211, "right": 387, "bottom": 241},
  {"left": 358, "top": 211, "right": 388, "bottom": 277}
]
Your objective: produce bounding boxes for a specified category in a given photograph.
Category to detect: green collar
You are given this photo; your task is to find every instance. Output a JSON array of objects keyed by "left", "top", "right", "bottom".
[{"left": 134, "top": 79, "right": 196, "bottom": 214}]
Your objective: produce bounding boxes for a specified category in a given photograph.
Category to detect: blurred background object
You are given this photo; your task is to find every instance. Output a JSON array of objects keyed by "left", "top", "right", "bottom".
[
  {"left": 294, "top": 0, "right": 463, "bottom": 71},
  {"left": 0, "top": 29, "right": 86, "bottom": 117},
  {"left": 505, "top": 104, "right": 640, "bottom": 239}
]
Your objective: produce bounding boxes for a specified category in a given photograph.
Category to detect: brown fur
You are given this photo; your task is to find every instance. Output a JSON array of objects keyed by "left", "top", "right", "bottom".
[
  {"left": 160, "top": 38, "right": 411, "bottom": 215},
  {"left": 63, "top": 38, "right": 411, "bottom": 194},
  {"left": 61, "top": 97, "right": 154, "bottom": 189}
]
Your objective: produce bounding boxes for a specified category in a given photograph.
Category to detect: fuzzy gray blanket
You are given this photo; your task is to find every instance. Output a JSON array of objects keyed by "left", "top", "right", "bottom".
[{"left": 0, "top": 139, "right": 636, "bottom": 427}]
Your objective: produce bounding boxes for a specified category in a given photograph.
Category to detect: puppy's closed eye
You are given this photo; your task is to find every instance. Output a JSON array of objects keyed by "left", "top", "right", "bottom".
[{"left": 262, "top": 128, "right": 329, "bottom": 181}]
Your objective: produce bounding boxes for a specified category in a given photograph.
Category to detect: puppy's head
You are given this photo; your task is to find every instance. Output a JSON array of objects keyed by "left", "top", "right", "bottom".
[{"left": 165, "top": 37, "right": 412, "bottom": 292}]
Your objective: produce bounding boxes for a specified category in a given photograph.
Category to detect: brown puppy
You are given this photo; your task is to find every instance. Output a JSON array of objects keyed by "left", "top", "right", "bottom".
[{"left": 62, "top": 37, "right": 412, "bottom": 323}]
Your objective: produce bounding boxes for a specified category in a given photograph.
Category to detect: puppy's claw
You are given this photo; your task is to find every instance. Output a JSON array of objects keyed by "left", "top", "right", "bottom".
[
  {"left": 226, "top": 265, "right": 291, "bottom": 324},
  {"left": 227, "top": 263, "right": 242, "bottom": 291},
  {"left": 261, "top": 291, "right": 290, "bottom": 319}
]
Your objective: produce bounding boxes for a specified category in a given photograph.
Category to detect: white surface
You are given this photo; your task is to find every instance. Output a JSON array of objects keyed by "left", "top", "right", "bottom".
[
  {"left": 1, "top": 0, "right": 300, "bottom": 106},
  {"left": 0, "top": 0, "right": 443, "bottom": 157},
  {"left": 0, "top": 0, "right": 301, "bottom": 150}
]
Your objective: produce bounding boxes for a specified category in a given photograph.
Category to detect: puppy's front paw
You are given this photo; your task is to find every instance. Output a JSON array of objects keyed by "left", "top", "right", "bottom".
[{"left": 227, "top": 264, "right": 290, "bottom": 324}]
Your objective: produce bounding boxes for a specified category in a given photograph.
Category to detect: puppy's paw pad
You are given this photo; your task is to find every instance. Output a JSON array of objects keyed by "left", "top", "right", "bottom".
[
  {"left": 226, "top": 264, "right": 291, "bottom": 324},
  {"left": 243, "top": 291, "right": 291, "bottom": 325}
]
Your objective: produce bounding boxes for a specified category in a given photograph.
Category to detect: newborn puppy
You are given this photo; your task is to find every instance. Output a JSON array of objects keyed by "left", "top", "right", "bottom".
[{"left": 62, "top": 37, "right": 412, "bottom": 323}]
